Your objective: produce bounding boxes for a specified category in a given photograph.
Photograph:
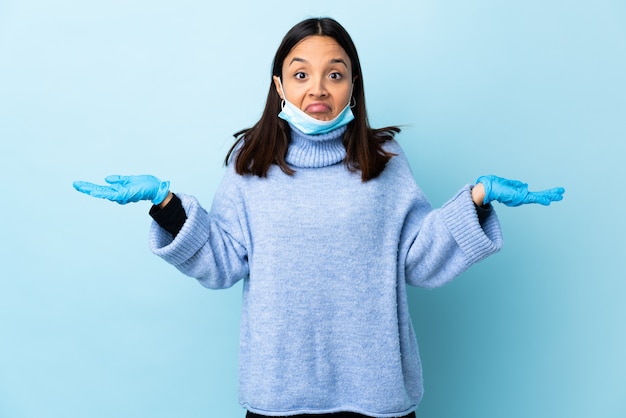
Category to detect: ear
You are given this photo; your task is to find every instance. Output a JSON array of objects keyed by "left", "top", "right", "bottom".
[{"left": 272, "top": 76, "right": 284, "bottom": 100}]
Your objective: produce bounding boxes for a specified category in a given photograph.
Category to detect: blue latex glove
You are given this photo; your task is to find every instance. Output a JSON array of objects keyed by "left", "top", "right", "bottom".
[
  {"left": 477, "top": 175, "right": 565, "bottom": 207},
  {"left": 73, "top": 175, "right": 170, "bottom": 205}
]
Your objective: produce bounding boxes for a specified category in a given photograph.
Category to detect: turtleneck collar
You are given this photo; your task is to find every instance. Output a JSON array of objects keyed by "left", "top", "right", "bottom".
[{"left": 285, "top": 124, "right": 347, "bottom": 168}]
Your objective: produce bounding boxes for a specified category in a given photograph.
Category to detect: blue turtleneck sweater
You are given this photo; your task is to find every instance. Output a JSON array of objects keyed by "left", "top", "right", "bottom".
[{"left": 149, "top": 125, "right": 503, "bottom": 417}]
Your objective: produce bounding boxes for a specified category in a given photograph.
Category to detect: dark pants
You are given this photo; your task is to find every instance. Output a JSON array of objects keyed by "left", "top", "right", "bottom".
[{"left": 246, "top": 411, "right": 416, "bottom": 418}]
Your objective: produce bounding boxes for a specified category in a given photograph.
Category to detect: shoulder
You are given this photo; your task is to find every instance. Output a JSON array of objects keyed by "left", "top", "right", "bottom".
[
  {"left": 381, "top": 138, "right": 405, "bottom": 155},
  {"left": 368, "top": 139, "right": 421, "bottom": 197},
  {"left": 382, "top": 139, "right": 413, "bottom": 174}
]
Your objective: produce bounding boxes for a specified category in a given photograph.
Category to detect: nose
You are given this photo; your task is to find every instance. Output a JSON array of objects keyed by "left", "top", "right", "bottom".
[{"left": 309, "top": 76, "right": 328, "bottom": 97}]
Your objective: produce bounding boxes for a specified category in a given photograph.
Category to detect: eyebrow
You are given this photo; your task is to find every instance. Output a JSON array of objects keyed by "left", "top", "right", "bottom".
[{"left": 288, "top": 57, "right": 349, "bottom": 68}]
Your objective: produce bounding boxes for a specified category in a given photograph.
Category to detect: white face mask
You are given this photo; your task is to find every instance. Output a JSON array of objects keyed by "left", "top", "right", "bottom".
[{"left": 277, "top": 78, "right": 354, "bottom": 135}]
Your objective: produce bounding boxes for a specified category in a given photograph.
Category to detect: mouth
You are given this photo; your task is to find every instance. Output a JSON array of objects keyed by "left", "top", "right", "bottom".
[{"left": 304, "top": 102, "right": 332, "bottom": 114}]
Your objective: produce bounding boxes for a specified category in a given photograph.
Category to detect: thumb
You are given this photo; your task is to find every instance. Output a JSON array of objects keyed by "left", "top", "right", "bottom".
[{"left": 104, "top": 175, "right": 127, "bottom": 185}]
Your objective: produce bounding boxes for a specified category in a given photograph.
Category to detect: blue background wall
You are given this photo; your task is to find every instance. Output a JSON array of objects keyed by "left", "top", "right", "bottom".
[{"left": 1, "top": 1, "right": 624, "bottom": 417}]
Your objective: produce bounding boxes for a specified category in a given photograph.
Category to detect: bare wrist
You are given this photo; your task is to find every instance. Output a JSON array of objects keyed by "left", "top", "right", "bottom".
[
  {"left": 471, "top": 183, "right": 486, "bottom": 206},
  {"left": 158, "top": 191, "right": 174, "bottom": 208}
]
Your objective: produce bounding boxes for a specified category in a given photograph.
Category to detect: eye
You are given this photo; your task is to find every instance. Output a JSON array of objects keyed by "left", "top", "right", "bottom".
[
  {"left": 329, "top": 72, "right": 343, "bottom": 80},
  {"left": 294, "top": 72, "right": 306, "bottom": 80}
]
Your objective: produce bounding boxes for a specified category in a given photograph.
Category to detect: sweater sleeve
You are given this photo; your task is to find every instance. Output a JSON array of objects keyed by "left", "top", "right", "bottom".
[
  {"left": 403, "top": 185, "right": 503, "bottom": 289},
  {"left": 149, "top": 175, "right": 250, "bottom": 289}
]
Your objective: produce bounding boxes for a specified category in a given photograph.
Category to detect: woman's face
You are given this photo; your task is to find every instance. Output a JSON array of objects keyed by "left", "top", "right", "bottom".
[{"left": 273, "top": 35, "right": 353, "bottom": 121}]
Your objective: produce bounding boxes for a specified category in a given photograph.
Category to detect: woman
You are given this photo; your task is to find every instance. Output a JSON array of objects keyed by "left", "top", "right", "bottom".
[{"left": 74, "top": 17, "right": 564, "bottom": 418}]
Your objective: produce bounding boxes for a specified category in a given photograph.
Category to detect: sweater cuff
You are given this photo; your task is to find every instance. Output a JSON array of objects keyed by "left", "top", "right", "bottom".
[
  {"left": 149, "top": 194, "right": 212, "bottom": 266},
  {"left": 149, "top": 193, "right": 187, "bottom": 237},
  {"left": 442, "top": 185, "right": 503, "bottom": 265},
  {"left": 475, "top": 202, "right": 493, "bottom": 224}
]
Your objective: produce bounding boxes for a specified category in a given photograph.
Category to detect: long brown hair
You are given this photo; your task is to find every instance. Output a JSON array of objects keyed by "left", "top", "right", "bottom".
[{"left": 225, "top": 17, "right": 400, "bottom": 182}]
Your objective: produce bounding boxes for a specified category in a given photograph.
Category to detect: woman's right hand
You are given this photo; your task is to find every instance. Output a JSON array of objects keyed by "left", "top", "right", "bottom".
[{"left": 73, "top": 175, "right": 170, "bottom": 205}]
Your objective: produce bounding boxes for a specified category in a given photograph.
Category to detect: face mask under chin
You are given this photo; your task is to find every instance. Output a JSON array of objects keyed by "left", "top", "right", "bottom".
[{"left": 277, "top": 79, "right": 354, "bottom": 135}]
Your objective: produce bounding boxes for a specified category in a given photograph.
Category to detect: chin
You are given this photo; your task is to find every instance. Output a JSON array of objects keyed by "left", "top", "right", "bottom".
[{"left": 308, "top": 114, "right": 333, "bottom": 121}]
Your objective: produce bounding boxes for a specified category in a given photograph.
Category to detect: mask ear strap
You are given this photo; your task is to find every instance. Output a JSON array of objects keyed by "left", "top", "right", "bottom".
[
  {"left": 348, "top": 83, "right": 356, "bottom": 108},
  {"left": 277, "top": 77, "right": 288, "bottom": 110},
  {"left": 277, "top": 77, "right": 287, "bottom": 101}
]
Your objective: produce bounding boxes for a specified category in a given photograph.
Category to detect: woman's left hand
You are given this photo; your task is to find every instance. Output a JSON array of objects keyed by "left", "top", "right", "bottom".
[{"left": 474, "top": 175, "right": 565, "bottom": 207}]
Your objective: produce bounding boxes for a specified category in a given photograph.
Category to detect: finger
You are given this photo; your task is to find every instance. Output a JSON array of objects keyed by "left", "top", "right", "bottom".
[
  {"left": 534, "top": 187, "right": 565, "bottom": 202},
  {"left": 74, "top": 182, "right": 122, "bottom": 201},
  {"left": 540, "top": 187, "right": 565, "bottom": 197},
  {"left": 73, "top": 181, "right": 105, "bottom": 194},
  {"left": 525, "top": 192, "right": 552, "bottom": 206},
  {"left": 73, "top": 180, "right": 88, "bottom": 191},
  {"left": 104, "top": 175, "right": 126, "bottom": 185},
  {"left": 526, "top": 190, "right": 564, "bottom": 205}
]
